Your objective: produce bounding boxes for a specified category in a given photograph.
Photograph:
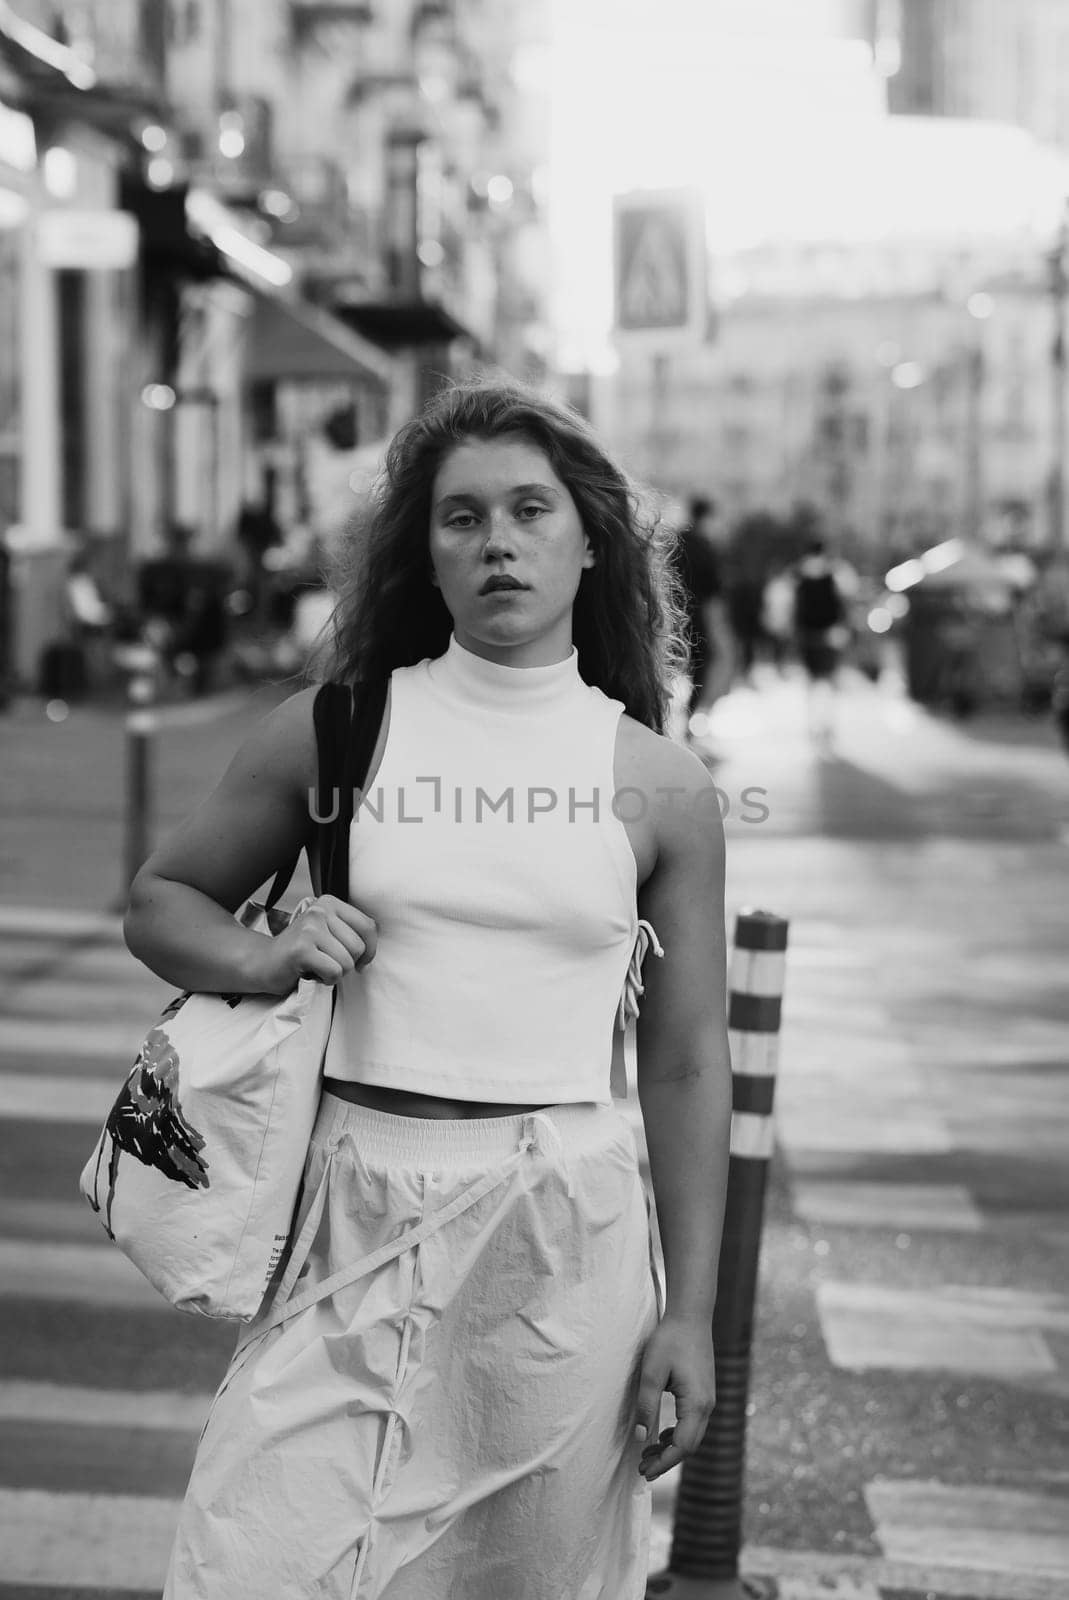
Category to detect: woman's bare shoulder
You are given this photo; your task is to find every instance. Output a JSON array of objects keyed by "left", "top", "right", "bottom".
[{"left": 616, "top": 714, "right": 715, "bottom": 811}]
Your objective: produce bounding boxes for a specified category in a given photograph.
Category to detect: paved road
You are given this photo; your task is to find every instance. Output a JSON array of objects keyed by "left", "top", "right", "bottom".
[
  {"left": 1, "top": 667, "right": 1068, "bottom": 1597},
  {"left": 0, "top": 683, "right": 299, "bottom": 912}
]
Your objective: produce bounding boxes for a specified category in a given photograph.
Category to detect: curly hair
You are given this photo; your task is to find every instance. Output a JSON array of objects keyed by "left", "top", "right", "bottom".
[{"left": 317, "top": 377, "right": 689, "bottom": 732}]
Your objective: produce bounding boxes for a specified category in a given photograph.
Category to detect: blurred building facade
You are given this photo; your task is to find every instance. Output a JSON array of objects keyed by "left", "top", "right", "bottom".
[
  {"left": 0, "top": 0, "right": 551, "bottom": 693},
  {"left": 595, "top": 1, "right": 1069, "bottom": 573},
  {"left": 882, "top": 0, "right": 1069, "bottom": 156},
  {"left": 602, "top": 234, "right": 1056, "bottom": 571}
]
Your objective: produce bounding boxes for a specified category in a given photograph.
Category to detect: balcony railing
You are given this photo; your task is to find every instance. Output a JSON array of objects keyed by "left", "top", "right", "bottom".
[{"left": 288, "top": 1, "right": 374, "bottom": 46}]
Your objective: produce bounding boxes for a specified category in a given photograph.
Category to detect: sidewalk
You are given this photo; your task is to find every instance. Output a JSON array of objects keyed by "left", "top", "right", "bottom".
[{"left": 2, "top": 669, "right": 1068, "bottom": 1597}]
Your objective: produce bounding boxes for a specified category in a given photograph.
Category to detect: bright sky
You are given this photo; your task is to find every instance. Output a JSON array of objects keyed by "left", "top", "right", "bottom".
[{"left": 547, "top": 0, "right": 1069, "bottom": 368}]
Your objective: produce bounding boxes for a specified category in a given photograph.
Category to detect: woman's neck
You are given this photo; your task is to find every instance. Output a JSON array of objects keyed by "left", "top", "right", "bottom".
[{"left": 451, "top": 623, "right": 576, "bottom": 670}]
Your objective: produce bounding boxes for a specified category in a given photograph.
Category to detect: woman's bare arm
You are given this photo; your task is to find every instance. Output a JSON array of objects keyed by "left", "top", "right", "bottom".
[
  {"left": 633, "top": 734, "right": 733, "bottom": 1323},
  {"left": 123, "top": 687, "right": 375, "bottom": 996}
]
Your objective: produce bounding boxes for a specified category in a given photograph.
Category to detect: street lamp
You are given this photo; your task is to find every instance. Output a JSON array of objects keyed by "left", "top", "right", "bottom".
[
  {"left": 879, "top": 350, "right": 927, "bottom": 550},
  {"left": 963, "top": 292, "right": 991, "bottom": 545},
  {"left": 1047, "top": 203, "right": 1069, "bottom": 550}
]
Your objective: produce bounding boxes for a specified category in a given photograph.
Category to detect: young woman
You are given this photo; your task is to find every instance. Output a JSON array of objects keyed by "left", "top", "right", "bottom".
[{"left": 125, "top": 379, "right": 732, "bottom": 1599}]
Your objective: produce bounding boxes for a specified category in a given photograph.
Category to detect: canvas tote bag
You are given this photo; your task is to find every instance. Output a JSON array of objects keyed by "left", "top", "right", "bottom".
[{"left": 78, "top": 677, "right": 387, "bottom": 1321}]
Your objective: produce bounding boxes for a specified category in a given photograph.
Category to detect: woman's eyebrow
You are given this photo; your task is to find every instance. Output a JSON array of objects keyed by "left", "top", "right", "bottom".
[{"left": 435, "top": 482, "right": 560, "bottom": 511}]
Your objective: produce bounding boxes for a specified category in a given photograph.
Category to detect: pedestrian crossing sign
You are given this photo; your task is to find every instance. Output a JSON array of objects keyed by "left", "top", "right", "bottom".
[{"left": 613, "top": 188, "right": 707, "bottom": 343}]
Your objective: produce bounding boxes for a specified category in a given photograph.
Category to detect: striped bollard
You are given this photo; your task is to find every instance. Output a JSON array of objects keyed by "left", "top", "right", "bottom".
[{"left": 646, "top": 907, "right": 789, "bottom": 1600}]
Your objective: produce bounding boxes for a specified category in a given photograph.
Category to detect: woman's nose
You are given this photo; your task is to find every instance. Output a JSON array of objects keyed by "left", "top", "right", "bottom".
[{"left": 482, "top": 512, "right": 515, "bottom": 554}]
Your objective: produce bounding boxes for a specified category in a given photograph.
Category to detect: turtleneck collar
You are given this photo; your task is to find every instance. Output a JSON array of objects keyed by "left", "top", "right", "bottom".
[{"left": 428, "top": 632, "right": 582, "bottom": 714}]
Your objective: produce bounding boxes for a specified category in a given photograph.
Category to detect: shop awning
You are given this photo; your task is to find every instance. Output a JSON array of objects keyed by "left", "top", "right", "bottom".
[
  {"left": 246, "top": 291, "right": 395, "bottom": 387},
  {"left": 335, "top": 298, "right": 472, "bottom": 351}
]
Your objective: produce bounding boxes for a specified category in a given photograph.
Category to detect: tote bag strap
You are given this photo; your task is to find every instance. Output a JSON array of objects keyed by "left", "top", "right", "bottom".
[
  {"left": 315, "top": 677, "right": 389, "bottom": 900},
  {"left": 265, "top": 677, "right": 388, "bottom": 910}
]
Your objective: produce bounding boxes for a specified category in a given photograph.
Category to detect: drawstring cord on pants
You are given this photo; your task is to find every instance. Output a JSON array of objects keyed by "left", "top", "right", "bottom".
[
  {"left": 349, "top": 1115, "right": 573, "bottom": 1595},
  {"left": 236, "top": 1110, "right": 576, "bottom": 1357},
  {"left": 517, "top": 1111, "right": 575, "bottom": 1199}
]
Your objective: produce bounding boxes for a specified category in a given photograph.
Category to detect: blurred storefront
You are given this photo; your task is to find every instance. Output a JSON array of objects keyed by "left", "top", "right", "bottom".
[
  {"left": 0, "top": 88, "right": 33, "bottom": 697},
  {"left": 0, "top": 0, "right": 552, "bottom": 696},
  {"left": 122, "top": 177, "right": 395, "bottom": 561},
  {"left": 240, "top": 278, "right": 395, "bottom": 552},
  {"left": 0, "top": 6, "right": 402, "bottom": 691},
  {"left": 0, "top": 15, "right": 144, "bottom": 691}
]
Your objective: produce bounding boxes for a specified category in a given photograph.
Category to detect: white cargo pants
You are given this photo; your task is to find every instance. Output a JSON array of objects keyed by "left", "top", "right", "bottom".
[{"left": 164, "top": 1092, "right": 663, "bottom": 1600}]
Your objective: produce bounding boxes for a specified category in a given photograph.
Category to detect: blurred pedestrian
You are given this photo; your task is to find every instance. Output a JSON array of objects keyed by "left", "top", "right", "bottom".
[
  {"left": 1030, "top": 549, "right": 1069, "bottom": 646},
  {"left": 39, "top": 543, "right": 113, "bottom": 701},
  {"left": 760, "top": 567, "right": 795, "bottom": 674},
  {"left": 724, "top": 567, "right": 766, "bottom": 682},
  {"left": 182, "top": 558, "right": 231, "bottom": 696},
  {"left": 0, "top": 536, "right": 11, "bottom": 708},
  {"left": 123, "top": 378, "right": 732, "bottom": 1599},
  {"left": 64, "top": 547, "right": 113, "bottom": 637},
  {"left": 674, "top": 494, "right": 733, "bottom": 737},
  {"left": 59, "top": 545, "right": 114, "bottom": 697},
  {"left": 139, "top": 524, "right": 230, "bottom": 697},
  {"left": 236, "top": 499, "right": 283, "bottom": 627},
  {"left": 1024, "top": 549, "right": 1069, "bottom": 746},
  {"left": 792, "top": 537, "right": 851, "bottom": 746}
]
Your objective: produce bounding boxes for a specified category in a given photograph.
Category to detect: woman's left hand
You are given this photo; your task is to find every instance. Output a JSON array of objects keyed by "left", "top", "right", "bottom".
[{"left": 634, "top": 1314, "right": 716, "bottom": 1481}]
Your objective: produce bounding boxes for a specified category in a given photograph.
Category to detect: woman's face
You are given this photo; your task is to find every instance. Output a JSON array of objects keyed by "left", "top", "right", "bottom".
[{"left": 429, "top": 435, "right": 594, "bottom": 667}]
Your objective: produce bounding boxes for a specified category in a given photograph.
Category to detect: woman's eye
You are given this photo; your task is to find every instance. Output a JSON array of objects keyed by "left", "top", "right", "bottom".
[
  {"left": 446, "top": 513, "right": 478, "bottom": 530},
  {"left": 517, "top": 504, "right": 546, "bottom": 520}
]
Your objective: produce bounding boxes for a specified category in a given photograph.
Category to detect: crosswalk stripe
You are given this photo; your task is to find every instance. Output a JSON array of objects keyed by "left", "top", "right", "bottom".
[
  {"left": 0, "top": 1071, "right": 117, "bottom": 1122},
  {"left": 0, "top": 1380, "right": 211, "bottom": 1431},
  {"left": 816, "top": 1281, "right": 1063, "bottom": 1380},
  {"left": 793, "top": 1180, "right": 984, "bottom": 1233},
  {"left": 740, "top": 1543, "right": 1069, "bottom": 1600},
  {"left": 0, "top": 907, "right": 124, "bottom": 939},
  {"left": 0, "top": 1239, "right": 168, "bottom": 1311},
  {"left": 2, "top": 1197, "right": 102, "bottom": 1239},
  {"left": 0, "top": 1016, "right": 145, "bottom": 1058},
  {"left": 866, "top": 1480, "right": 1069, "bottom": 1581},
  {"left": 0, "top": 974, "right": 162, "bottom": 1022},
  {"left": 821, "top": 1281, "right": 1069, "bottom": 1332},
  {"left": 0, "top": 1487, "right": 180, "bottom": 1589},
  {"left": 0, "top": 940, "right": 168, "bottom": 989},
  {"left": 40, "top": 945, "right": 165, "bottom": 981}
]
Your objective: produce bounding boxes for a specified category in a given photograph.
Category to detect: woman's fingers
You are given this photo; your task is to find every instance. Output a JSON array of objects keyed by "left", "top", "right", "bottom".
[
  {"left": 639, "top": 1426, "right": 679, "bottom": 1479},
  {"left": 296, "top": 946, "right": 353, "bottom": 984},
  {"left": 314, "top": 896, "right": 378, "bottom": 967},
  {"left": 286, "top": 897, "right": 378, "bottom": 984}
]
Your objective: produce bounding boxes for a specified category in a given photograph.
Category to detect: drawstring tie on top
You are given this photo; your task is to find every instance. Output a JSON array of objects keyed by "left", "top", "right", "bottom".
[{"left": 617, "top": 919, "right": 665, "bottom": 1031}]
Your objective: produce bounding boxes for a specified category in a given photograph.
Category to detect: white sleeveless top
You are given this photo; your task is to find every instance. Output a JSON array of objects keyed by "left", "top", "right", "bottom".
[{"left": 322, "top": 633, "right": 642, "bottom": 1103}]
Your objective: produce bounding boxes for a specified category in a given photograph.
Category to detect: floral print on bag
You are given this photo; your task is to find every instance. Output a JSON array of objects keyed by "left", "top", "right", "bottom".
[{"left": 87, "top": 1023, "right": 210, "bottom": 1239}]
